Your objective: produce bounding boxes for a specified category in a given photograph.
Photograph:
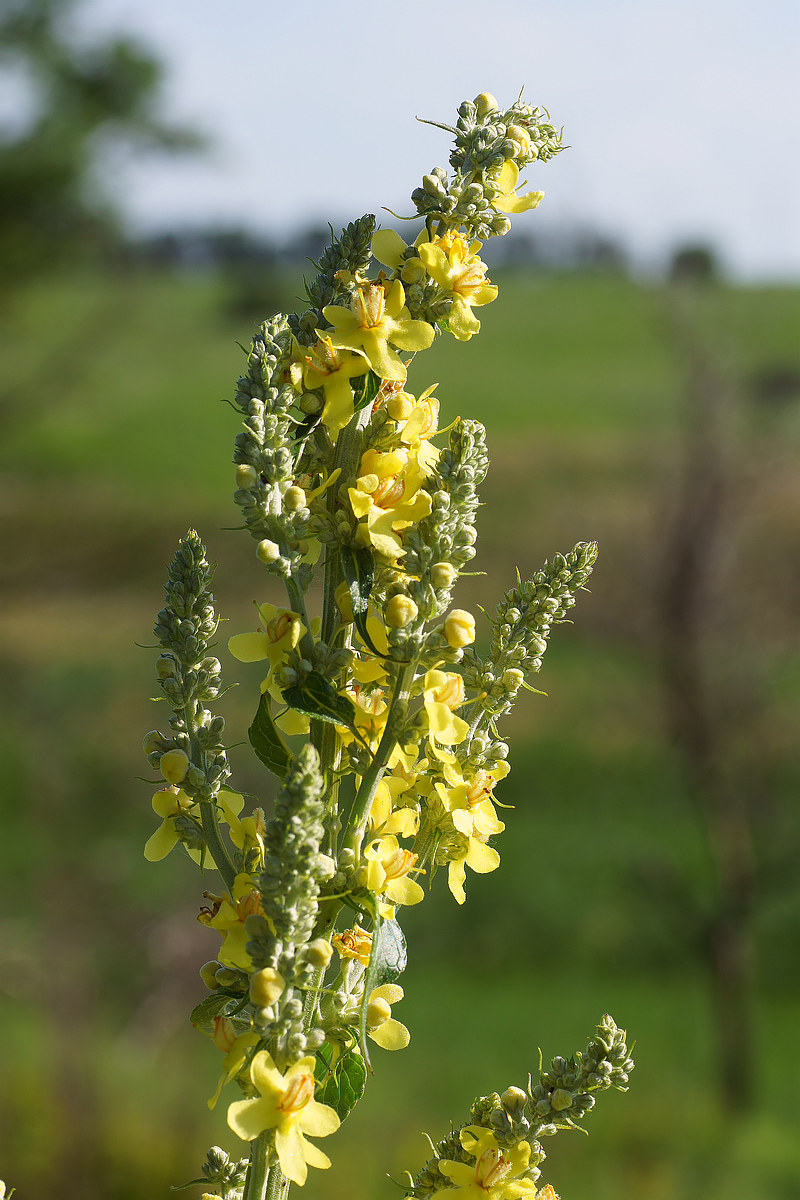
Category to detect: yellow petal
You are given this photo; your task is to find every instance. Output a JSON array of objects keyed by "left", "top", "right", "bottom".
[
  {"left": 228, "top": 632, "right": 271, "bottom": 663},
  {"left": 369, "top": 1018, "right": 410, "bottom": 1050},
  {"left": 372, "top": 228, "right": 408, "bottom": 270}
]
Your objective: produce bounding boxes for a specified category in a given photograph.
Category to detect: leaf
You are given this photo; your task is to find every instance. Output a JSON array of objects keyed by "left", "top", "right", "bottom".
[
  {"left": 315, "top": 1044, "right": 367, "bottom": 1123},
  {"left": 359, "top": 913, "right": 407, "bottom": 1069},
  {"left": 339, "top": 544, "right": 382, "bottom": 655},
  {"left": 189, "top": 993, "right": 233, "bottom": 1032},
  {"left": 282, "top": 671, "right": 356, "bottom": 728},
  {"left": 351, "top": 369, "right": 381, "bottom": 414},
  {"left": 248, "top": 693, "right": 292, "bottom": 780}
]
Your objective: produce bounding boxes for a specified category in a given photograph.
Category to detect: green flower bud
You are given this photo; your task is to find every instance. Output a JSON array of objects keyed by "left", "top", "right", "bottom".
[
  {"left": 303, "top": 938, "right": 334, "bottom": 969},
  {"left": 283, "top": 485, "right": 306, "bottom": 512},
  {"left": 199, "top": 961, "right": 222, "bottom": 990},
  {"left": 236, "top": 463, "right": 259, "bottom": 490},
  {"left": 159, "top": 748, "right": 189, "bottom": 784}
]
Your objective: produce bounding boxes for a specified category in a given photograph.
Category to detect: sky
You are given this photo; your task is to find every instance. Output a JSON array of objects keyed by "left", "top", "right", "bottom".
[{"left": 52, "top": 0, "right": 800, "bottom": 278}]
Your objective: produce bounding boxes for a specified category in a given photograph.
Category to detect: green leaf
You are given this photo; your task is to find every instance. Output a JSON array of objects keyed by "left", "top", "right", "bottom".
[
  {"left": 339, "top": 544, "right": 382, "bottom": 655},
  {"left": 359, "top": 913, "right": 407, "bottom": 1069},
  {"left": 282, "top": 671, "right": 356, "bottom": 728},
  {"left": 189, "top": 993, "right": 233, "bottom": 1032},
  {"left": 351, "top": 369, "right": 381, "bottom": 414},
  {"left": 315, "top": 1044, "right": 367, "bottom": 1122},
  {"left": 248, "top": 693, "right": 292, "bottom": 780}
]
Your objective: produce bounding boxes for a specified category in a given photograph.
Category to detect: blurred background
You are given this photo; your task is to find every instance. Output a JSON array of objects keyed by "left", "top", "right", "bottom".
[{"left": 1, "top": 1, "right": 799, "bottom": 1197}]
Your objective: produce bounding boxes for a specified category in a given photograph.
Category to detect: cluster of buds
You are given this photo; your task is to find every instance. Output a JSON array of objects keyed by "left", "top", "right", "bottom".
[
  {"left": 141, "top": 91, "right": 633, "bottom": 1198},
  {"left": 406, "top": 1017, "right": 633, "bottom": 1199}
]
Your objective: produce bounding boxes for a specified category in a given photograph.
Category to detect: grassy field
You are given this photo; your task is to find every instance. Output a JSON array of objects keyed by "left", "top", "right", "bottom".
[{"left": 1, "top": 265, "right": 798, "bottom": 1199}]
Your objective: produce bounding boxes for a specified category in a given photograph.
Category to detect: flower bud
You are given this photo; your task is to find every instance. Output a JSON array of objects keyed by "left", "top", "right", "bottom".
[
  {"left": 236, "top": 464, "right": 258, "bottom": 490},
  {"left": 431, "top": 561, "right": 456, "bottom": 589},
  {"left": 256, "top": 538, "right": 280, "bottom": 565},
  {"left": 366, "top": 995, "right": 392, "bottom": 1029},
  {"left": 283, "top": 485, "right": 306, "bottom": 511},
  {"left": 199, "top": 960, "right": 222, "bottom": 990},
  {"left": 387, "top": 391, "right": 415, "bottom": 421},
  {"left": 299, "top": 392, "right": 323, "bottom": 414},
  {"left": 385, "top": 594, "right": 419, "bottom": 628},
  {"left": 159, "top": 748, "right": 189, "bottom": 784},
  {"left": 214, "top": 967, "right": 241, "bottom": 989},
  {"left": 249, "top": 967, "right": 285, "bottom": 1007},
  {"left": 474, "top": 92, "right": 499, "bottom": 116},
  {"left": 502, "top": 667, "right": 525, "bottom": 691},
  {"left": 303, "top": 938, "right": 334, "bottom": 969},
  {"left": 501, "top": 1085, "right": 528, "bottom": 1114},
  {"left": 506, "top": 123, "right": 531, "bottom": 156},
  {"left": 444, "top": 609, "right": 476, "bottom": 648},
  {"left": 335, "top": 581, "right": 354, "bottom": 623},
  {"left": 316, "top": 853, "right": 336, "bottom": 880}
]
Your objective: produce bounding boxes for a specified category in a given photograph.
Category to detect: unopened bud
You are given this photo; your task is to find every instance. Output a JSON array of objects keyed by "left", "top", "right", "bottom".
[
  {"left": 316, "top": 853, "right": 336, "bottom": 880},
  {"left": 502, "top": 667, "right": 525, "bottom": 691},
  {"left": 284, "top": 485, "right": 306, "bottom": 512},
  {"left": 385, "top": 594, "right": 419, "bottom": 629},
  {"left": 304, "top": 938, "right": 334, "bottom": 969},
  {"left": 387, "top": 391, "right": 415, "bottom": 421},
  {"left": 214, "top": 967, "right": 241, "bottom": 989},
  {"left": 335, "top": 581, "right": 354, "bottom": 623},
  {"left": 431, "top": 561, "right": 456, "bottom": 589},
  {"left": 474, "top": 91, "right": 499, "bottom": 116},
  {"left": 366, "top": 995, "right": 392, "bottom": 1028},
  {"left": 142, "top": 729, "right": 164, "bottom": 756},
  {"left": 249, "top": 967, "right": 285, "bottom": 1007},
  {"left": 236, "top": 464, "right": 258, "bottom": 490},
  {"left": 444, "top": 609, "right": 476, "bottom": 648},
  {"left": 501, "top": 1085, "right": 528, "bottom": 1114},
  {"left": 256, "top": 538, "right": 280, "bottom": 565},
  {"left": 506, "top": 123, "right": 531, "bottom": 156},
  {"left": 159, "top": 748, "right": 189, "bottom": 784},
  {"left": 199, "top": 960, "right": 222, "bottom": 990}
]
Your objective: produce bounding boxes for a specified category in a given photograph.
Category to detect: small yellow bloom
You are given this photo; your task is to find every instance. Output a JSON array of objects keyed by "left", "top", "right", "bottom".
[
  {"left": 490, "top": 160, "right": 544, "bottom": 215},
  {"left": 299, "top": 335, "right": 370, "bottom": 440},
  {"left": 447, "top": 829, "right": 501, "bottom": 905},
  {"left": 249, "top": 966, "right": 285, "bottom": 1007},
  {"left": 417, "top": 232, "right": 498, "bottom": 341},
  {"left": 348, "top": 447, "right": 433, "bottom": 561},
  {"left": 364, "top": 835, "right": 424, "bottom": 906},
  {"left": 332, "top": 925, "right": 372, "bottom": 966},
  {"left": 227, "top": 1051, "right": 340, "bottom": 1185},
  {"left": 200, "top": 873, "right": 263, "bottom": 971},
  {"left": 385, "top": 594, "right": 418, "bottom": 628},
  {"left": 323, "top": 279, "right": 434, "bottom": 382},
  {"left": 144, "top": 786, "right": 196, "bottom": 861},
  {"left": 366, "top": 983, "right": 410, "bottom": 1050},
  {"left": 439, "top": 1128, "right": 536, "bottom": 1199},
  {"left": 423, "top": 669, "right": 470, "bottom": 750}
]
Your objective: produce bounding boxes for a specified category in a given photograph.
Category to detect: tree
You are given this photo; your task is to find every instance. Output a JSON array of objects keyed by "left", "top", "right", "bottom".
[{"left": 0, "top": 0, "right": 202, "bottom": 283}]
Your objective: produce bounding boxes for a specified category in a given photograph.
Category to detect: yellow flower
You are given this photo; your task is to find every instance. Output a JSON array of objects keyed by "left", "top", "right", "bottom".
[
  {"left": 368, "top": 773, "right": 418, "bottom": 838},
  {"left": 366, "top": 983, "right": 410, "bottom": 1050},
  {"left": 423, "top": 669, "right": 470, "bottom": 751},
  {"left": 364, "top": 835, "right": 424, "bottom": 906},
  {"left": 227, "top": 1051, "right": 340, "bottom": 1185},
  {"left": 143, "top": 787, "right": 197, "bottom": 862},
  {"left": 435, "top": 769, "right": 505, "bottom": 841},
  {"left": 439, "top": 1127, "right": 536, "bottom": 1199},
  {"left": 417, "top": 232, "right": 498, "bottom": 341},
  {"left": 332, "top": 925, "right": 372, "bottom": 966},
  {"left": 490, "top": 160, "right": 544, "bottom": 215},
  {"left": 299, "top": 335, "right": 370, "bottom": 440},
  {"left": 228, "top": 603, "right": 309, "bottom": 735},
  {"left": 323, "top": 279, "right": 434, "bottom": 382},
  {"left": 447, "top": 829, "right": 501, "bottom": 905},
  {"left": 348, "top": 447, "right": 433, "bottom": 560},
  {"left": 200, "top": 873, "right": 263, "bottom": 971}
]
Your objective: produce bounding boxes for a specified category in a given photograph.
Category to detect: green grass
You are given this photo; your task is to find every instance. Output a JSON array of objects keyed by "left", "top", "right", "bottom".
[{"left": 1, "top": 264, "right": 798, "bottom": 1199}]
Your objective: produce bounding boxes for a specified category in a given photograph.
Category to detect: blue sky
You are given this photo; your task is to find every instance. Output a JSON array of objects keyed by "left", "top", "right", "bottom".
[{"left": 56, "top": 0, "right": 800, "bottom": 278}]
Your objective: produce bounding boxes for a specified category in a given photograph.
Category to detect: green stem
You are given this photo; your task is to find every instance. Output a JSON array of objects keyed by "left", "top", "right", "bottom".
[
  {"left": 243, "top": 1132, "right": 270, "bottom": 1200},
  {"left": 199, "top": 800, "right": 237, "bottom": 893},
  {"left": 183, "top": 701, "right": 237, "bottom": 892},
  {"left": 345, "top": 661, "right": 414, "bottom": 850}
]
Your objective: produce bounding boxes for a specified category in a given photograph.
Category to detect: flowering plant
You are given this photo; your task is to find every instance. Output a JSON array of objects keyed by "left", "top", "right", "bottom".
[{"left": 141, "top": 91, "right": 634, "bottom": 1200}]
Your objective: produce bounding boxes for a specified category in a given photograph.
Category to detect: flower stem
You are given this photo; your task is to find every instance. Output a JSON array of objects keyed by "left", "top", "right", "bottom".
[
  {"left": 345, "top": 661, "right": 414, "bottom": 850},
  {"left": 199, "top": 799, "right": 237, "bottom": 893},
  {"left": 243, "top": 1132, "right": 271, "bottom": 1200}
]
